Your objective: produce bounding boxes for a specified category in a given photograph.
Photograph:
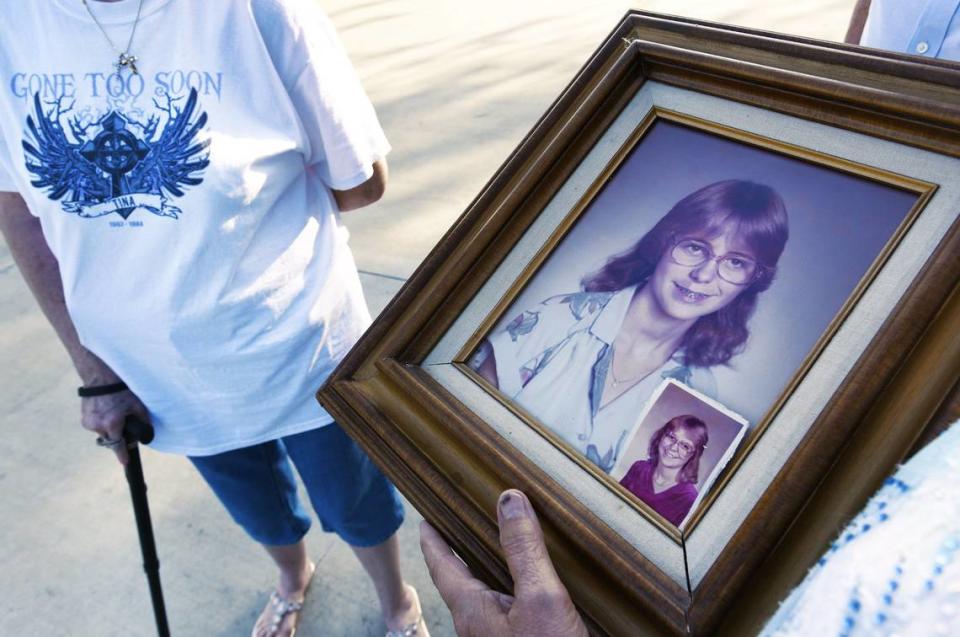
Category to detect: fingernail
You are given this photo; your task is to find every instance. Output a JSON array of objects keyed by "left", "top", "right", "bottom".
[{"left": 499, "top": 489, "right": 529, "bottom": 520}]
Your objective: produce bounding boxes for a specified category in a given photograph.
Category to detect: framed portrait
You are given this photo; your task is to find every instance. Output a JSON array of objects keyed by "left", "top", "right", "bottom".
[{"left": 318, "top": 12, "right": 960, "bottom": 636}]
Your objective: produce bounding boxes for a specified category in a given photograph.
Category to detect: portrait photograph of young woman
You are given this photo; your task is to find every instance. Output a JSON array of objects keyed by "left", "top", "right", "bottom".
[
  {"left": 468, "top": 118, "right": 919, "bottom": 476},
  {"left": 610, "top": 379, "right": 748, "bottom": 530}
]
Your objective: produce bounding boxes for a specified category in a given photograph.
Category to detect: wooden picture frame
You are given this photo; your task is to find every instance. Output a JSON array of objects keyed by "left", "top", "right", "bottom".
[{"left": 318, "top": 11, "right": 960, "bottom": 636}]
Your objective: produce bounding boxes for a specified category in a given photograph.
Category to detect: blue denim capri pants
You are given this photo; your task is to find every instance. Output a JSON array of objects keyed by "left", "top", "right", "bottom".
[{"left": 189, "top": 423, "right": 404, "bottom": 547}]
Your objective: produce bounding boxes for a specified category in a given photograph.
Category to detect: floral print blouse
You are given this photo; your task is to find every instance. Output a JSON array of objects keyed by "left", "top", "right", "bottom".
[{"left": 473, "top": 286, "right": 716, "bottom": 473}]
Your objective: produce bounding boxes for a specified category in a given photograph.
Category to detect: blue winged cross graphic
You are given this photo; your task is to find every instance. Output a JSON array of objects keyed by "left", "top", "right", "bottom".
[{"left": 22, "top": 88, "right": 210, "bottom": 220}]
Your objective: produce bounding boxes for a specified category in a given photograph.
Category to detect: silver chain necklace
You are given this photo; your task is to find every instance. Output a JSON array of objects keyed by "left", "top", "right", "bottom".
[
  {"left": 82, "top": 0, "right": 145, "bottom": 75},
  {"left": 608, "top": 346, "right": 650, "bottom": 388}
]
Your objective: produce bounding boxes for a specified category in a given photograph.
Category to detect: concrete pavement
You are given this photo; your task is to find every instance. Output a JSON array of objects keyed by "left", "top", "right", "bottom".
[{"left": 0, "top": 2, "right": 855, "bottom": 635}]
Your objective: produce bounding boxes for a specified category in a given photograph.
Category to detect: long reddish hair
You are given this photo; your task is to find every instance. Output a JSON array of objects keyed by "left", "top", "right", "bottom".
[{"left": 582, "top": 180, "right": 789, "bottom": 367}]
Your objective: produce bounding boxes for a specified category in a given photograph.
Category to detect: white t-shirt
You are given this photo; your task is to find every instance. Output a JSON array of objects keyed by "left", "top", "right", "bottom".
[{"left": 0, "top": 0, "right": 390, "bottom": 455}]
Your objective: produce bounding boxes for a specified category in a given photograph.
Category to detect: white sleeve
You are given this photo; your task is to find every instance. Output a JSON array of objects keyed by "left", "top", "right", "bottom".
[{"left": 256, "top": 0, "right": 390, "bottom": 191}]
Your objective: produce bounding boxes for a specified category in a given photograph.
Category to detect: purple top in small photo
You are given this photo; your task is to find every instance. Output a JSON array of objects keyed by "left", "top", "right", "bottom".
[{"left": 619, "top": 460, "right": 698, "bottom": 527}]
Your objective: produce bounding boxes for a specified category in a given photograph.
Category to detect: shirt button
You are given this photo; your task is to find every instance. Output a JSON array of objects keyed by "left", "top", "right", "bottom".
[{"left": 916, "top": 41, "right": 930, "bottom": 54}]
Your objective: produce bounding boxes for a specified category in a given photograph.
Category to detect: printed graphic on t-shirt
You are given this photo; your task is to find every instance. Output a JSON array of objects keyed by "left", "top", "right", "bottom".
[{"left": 21, "top": 87, "right": 210, "bottom": 221}]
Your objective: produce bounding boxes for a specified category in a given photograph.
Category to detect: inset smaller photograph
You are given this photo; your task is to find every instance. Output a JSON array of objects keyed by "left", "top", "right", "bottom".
[{"left": 611, "top": 379, "right": 748, "bottom": 530}]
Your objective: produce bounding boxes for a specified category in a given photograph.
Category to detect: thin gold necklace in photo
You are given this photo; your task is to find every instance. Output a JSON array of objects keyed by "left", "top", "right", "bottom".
[
  {"left": 82, "top": 0, "right": 145, "bottom": 75},
  {"left": 608, "top": 345, "right": 650, "bottom": 388}
]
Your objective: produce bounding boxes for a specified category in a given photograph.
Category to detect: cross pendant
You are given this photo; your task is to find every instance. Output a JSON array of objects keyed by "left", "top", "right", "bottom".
[{"left": 116, "top": 53, "right": 139, "bottom": 75}]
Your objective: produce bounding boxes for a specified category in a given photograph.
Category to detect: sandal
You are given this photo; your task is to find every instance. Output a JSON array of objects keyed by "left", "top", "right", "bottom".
[
  {"left": 385, "top": 614, "right": 428, "bottom": 637},
  {"left": 385, "top": 586, "right": 430, "bottom": 637},
  {"left": 252, "top": 563, "right": 316, "bottom": 637},
  {"left": 263, "top": 591, "right": 304, "bottom": 637}
]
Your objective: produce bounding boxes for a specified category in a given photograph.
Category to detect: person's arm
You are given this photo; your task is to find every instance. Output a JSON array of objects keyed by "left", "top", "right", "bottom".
[
  {"left": 845, "top": 0, "right": 872, "bottom": 44},
  {"left": 0, "top": 192, "right": 147, "bottom": 464},
  {"left": 420, "top": 489, "right": 588, "bottom": 637},
  {"left": 259, "top": 3, "right": 392, "bottom": 210},
  {"left": 331, "top": 158, "right": 388, "bottom": 211}
]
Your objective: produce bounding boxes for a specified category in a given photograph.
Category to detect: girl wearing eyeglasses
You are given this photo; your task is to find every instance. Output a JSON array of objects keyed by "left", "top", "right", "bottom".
[
  {"left": 618, "top": 415, "right": 710, "bottom": 527},
  {"left": 471, "top": 180, "right": 788, "bottom": 473}
]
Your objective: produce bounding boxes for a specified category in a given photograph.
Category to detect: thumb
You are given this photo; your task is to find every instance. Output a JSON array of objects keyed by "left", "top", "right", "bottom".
[{"left": 497, "top": 489, "right": 564, "bottom": 596}]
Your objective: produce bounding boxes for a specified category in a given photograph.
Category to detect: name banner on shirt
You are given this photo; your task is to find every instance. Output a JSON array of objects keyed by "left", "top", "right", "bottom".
[{"left": 63, "top": 193, "right": 181, "bottom": 219}]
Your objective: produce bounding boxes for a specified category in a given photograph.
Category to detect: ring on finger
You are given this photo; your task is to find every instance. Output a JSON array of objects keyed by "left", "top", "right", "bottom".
[{"left": 96, "top": 436, "right": 125, "bottom": 449}]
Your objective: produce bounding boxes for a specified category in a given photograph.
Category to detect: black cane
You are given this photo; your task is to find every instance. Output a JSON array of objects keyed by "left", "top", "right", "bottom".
[{"left": 122, "top": 415, "right": 171, "bottom": 637}]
